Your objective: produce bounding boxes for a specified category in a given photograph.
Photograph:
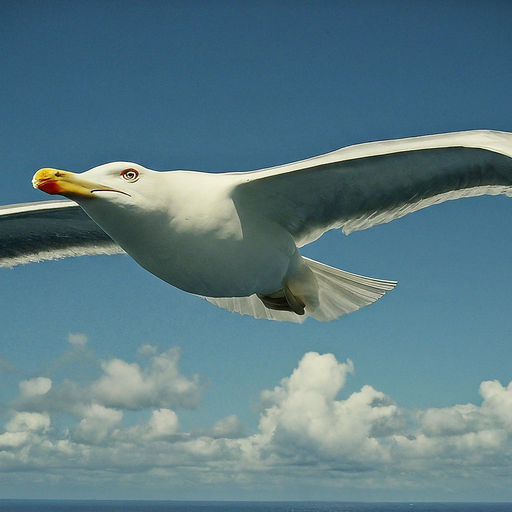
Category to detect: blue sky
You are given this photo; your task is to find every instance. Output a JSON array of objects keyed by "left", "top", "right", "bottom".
[{"left": 1, "top": 0, "right": 512, "bottom": 502}]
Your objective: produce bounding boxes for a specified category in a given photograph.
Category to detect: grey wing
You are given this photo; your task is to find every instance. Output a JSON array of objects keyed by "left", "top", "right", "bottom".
[
  {"left": 232, "top": 130, "right": 512, "bottom": 246},
  {"left": 0, "top": 199, "right": 123, "bottom": 268}
]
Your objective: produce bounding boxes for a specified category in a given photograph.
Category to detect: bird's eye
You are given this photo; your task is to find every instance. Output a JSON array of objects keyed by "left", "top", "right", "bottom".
[{"left": 121, "top": 168, "right": 139, "bottom": 182}]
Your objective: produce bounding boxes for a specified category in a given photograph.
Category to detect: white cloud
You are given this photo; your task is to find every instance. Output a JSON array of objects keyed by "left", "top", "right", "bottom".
[
  {"left": 418, "top": 403, "right": 486, "bottom": 437},
  {"left": 13, "top": 347, "right": 203, "bottom": 415},
  {"left": 0, "top": 431, "right": 30, "bottom": 449},
  {"left": 92, "top": 348, "right": 203, "bottom": 410},
  {"left": 146, "top": 409, "right": 179, "bottom": 438},
  {"left": 2, "top": 350, "right": 512, "bottom": 497},
  {"left": 257, "top": 353, "right": 404, "bottom": 464},
  {"left": 73, "top": 404, "right": 123, "bottom": 445},
  {"left": 5, "top": 412, "right": 50, "bottom": 433},
  {"left": 480, "top": 379, "right": 512, "bottom": 428},
  {"left": 14, "top": 378, "right": 87, "bottom": 414},
  {"left": 67, "top": 333, "right": 88, "bottom": 346},
  {"left": 138, "top": 344, "right": 158, "bottom": 355},
  {"left": 209, "top": 415, "right": 245, "bottom": 439},
  {"left": 19, "top": 377, "right": 52, "bottom": 398}
]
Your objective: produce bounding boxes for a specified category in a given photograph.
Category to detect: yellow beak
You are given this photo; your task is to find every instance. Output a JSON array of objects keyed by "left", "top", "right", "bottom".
[{"left": 32, "top": 168, "right": 127, "bottom": 199}]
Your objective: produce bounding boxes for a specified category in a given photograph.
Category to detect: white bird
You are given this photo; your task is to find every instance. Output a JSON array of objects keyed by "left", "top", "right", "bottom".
[{"left": 1, "top": 130, "right": 511, "bottom": 322}]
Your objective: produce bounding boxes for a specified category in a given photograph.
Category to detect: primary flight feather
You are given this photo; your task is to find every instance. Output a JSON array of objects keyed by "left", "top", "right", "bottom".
[{"left": 1, "top": 130, "right": 511, "bottom": 322}]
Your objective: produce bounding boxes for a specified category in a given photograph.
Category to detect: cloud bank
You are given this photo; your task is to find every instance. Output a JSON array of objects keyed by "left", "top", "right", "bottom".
[{"left": 1, "top": 347, "right": 512, "bottom": 499}]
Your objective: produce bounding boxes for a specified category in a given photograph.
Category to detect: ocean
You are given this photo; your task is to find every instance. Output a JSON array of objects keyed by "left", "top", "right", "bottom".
[{"left": 0, "top": 502, "right": 511, "bottom": 512}]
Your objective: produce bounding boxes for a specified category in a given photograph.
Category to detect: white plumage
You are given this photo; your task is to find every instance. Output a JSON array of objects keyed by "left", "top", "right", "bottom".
[{"left": 1, "top": 130, "right": 511, "bottom": 322}]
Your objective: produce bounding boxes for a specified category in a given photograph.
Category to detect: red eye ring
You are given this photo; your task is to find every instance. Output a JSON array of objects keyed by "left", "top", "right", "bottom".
[{"left": 121, "top": 168, "right": 139, "bottom": 182}]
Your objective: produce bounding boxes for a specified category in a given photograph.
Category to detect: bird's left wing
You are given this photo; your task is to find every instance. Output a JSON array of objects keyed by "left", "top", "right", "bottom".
[
  {"left": 0, "top": 200, "right": 123, "bottom": 268},
  {"left": 231, "top": 130, "right": 512, "bottom": 246}
]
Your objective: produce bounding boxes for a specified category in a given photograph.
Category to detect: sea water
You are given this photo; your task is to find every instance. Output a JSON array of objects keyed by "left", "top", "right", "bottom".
[{"left": 0, "top": 502, "right": 512, "bottom": 512}]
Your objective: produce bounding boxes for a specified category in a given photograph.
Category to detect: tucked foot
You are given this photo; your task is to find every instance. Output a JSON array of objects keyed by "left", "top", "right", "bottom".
[
  {"left": 284, "top": 284, "right": 305, "bottom": 315},
  {"left": 257, "top": 285, "right": 305, "bottom": 315}
]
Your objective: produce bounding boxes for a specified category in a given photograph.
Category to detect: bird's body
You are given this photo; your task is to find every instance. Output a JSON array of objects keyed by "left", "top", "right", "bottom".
[
  {"left": 2, "top": 130, "right": 511, "bottom": 322},
  {"left": 79, "top": 168, "right": 299, "bottom": 298}
]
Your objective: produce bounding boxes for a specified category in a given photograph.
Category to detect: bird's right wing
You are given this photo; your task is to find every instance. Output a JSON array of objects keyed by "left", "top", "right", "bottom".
[{"left": 0, "top": 200, "right": 123, "bottom": 268}]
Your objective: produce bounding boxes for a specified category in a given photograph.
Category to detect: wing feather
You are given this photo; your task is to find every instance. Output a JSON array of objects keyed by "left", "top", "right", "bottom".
[
  {"left": 232, "top": 130, "right": 512, "bottom": 245},
  {"left": 0, "top": 199, "right": 123, "bottom": 268}
]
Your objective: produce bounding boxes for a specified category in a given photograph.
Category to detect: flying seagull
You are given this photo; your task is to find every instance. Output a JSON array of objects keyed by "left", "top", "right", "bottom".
[{"left": 1, "top": 130, "right": 511, "bottom": 322}]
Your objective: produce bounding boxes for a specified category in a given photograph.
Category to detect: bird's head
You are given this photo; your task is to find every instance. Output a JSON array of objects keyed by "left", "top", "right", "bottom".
[
  {"left": 32, "top": 162, "right": 151, "bottom": 203},
  {"left": 32, "top": 162, "right": 172, "bottom": 248}
]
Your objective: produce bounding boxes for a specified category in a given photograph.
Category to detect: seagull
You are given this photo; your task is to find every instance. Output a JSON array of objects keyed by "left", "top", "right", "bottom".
[{"left": 1, "top": 130, "right": 511, "bottom": 322}]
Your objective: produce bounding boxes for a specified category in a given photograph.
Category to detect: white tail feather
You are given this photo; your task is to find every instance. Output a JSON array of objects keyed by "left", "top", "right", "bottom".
[{"left": 204, "top": 257, "right": 396, "bottom": 322}]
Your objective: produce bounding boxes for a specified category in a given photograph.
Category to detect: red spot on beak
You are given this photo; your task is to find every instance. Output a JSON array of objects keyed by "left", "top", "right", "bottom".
[{"left": 37, "top": 180, "right": 63, "bottom": 195}]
